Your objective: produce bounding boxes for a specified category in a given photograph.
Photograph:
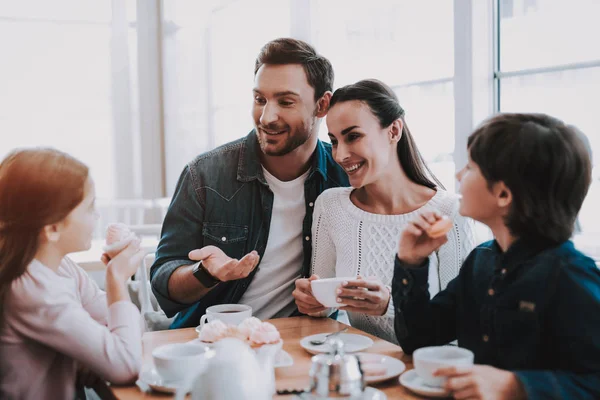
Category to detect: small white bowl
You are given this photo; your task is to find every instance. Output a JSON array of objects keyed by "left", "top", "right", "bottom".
[
  {"left": 311, "top": 277, "right": 354, "bottom": 308},
  {"left": 413, "top": 346, "right": 474, "bottom": 388},
  {"left": 152, "top": 342, "right": 214, "bottom": 382}
]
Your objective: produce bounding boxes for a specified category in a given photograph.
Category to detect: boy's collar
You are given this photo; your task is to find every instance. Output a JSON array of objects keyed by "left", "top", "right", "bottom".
[{"left": 492, "top": 236, "right": 558, "bottom": 272}]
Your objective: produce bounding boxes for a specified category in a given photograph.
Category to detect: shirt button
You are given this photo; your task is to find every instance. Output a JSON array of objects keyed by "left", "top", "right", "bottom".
[
  {"left": 305, "top": 236, "right": 310, "bottom": 241},
  {"left": 488, "top": 288, "right": 495, "bottom": 296},
  {"left": 221, "top": 237, "right": 227, "bottom": 242},
  {"left": 402, "top": 278, "right": 409, "bottom": 285},
  {"left": 309, "top": 202, "right": 314, "bottom": 207},
  {"left": 501, "top": 269, "right": 507, "bottom": 275},
  {"left": 483, "top": 334, "right": 489, "bottom": 342}
]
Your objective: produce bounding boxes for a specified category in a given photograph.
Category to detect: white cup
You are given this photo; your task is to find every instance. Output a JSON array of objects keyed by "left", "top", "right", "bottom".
[
  {"left": 199, "top": 304, "right": 252, "bottom": 327},
  {"left": 310, "top": 277, "right": 355, "bottom": 308},
  {"left": 152, "top": 342, "right": 214, "bottom": 382},
  {"left": 413, "top": 346, "right": 474, "bottom": 388}
]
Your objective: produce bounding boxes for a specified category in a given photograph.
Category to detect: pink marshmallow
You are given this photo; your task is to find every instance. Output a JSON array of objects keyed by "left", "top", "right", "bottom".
[
  {"left": 105, "top": 223, "right": 132, "bottom": 245},
  {"left": 249, "top": 322, "right": 281, "bottom": 345},
  {"left": 198, "top": 320, "right": 228, "bottom": 343},
  {"left": 238, "top": 317, "right": 262, "bottom": 340}
]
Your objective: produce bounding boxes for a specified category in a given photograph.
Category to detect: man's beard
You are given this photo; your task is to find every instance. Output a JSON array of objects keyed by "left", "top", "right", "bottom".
[{"left": 257, "top": 119, "right": 316, "bottom": 157}]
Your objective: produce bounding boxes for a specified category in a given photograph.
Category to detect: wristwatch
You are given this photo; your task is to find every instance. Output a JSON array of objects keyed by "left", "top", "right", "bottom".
[{"left": 192, "top": 260, "right": 221, "bottom": 288}]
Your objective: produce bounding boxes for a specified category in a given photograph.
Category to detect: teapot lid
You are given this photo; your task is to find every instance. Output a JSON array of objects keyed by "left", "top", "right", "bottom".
[{"left": 329, "top": 338, "right": 345, "bottom": 357}]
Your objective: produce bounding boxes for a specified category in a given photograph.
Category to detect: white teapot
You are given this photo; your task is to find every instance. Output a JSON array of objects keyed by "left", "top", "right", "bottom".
[{"left": 176, "top": 338, "right": 280, "bottom": 400}]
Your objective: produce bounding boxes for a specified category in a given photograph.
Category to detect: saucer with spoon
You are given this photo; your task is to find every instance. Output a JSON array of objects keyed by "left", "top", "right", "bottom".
[{"left": 300, "top": 329, "right": 373, "bottom": 355}]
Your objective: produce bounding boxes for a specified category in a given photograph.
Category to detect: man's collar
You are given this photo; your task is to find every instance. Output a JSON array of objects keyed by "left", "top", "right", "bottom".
[{"left": 237, "top": 131, "right": 266, "bottom": 184}]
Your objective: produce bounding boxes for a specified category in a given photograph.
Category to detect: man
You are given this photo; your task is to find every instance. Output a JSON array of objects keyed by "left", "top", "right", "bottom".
[{"left": 150, "top": 38, "right": 349, "bottom": 328}]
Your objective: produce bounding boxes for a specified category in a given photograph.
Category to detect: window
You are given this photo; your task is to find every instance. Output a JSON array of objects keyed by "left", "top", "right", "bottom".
[
  {"left": 162, "top": 0, "right": 291, "bottom": 194},
  {"left": 312, "top": 0, "right": 456, "bottom": 190},
  {"left": 497, "top": 0, "right": 600, "bottom": 233},
  {"left": 0, "top": 0, "right": 140, "bottom": 199}
]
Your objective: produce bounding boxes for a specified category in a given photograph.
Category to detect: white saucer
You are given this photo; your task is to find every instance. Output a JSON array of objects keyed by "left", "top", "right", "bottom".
[
  {"left": 137, "top": 368, "right": 186, "bottom": 394},
  {"left": 399, "top": 369, "right": 451, "bottom": 398},
  {"left": 300, "top": 333, "right": 374, "bottom": 355},
  {"left": 355, "top": 353, "right": 406, "bottom": 384}
]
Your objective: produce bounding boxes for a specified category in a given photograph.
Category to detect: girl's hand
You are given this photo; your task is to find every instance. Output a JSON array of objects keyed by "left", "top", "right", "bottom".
[
  {"left": 106, "top": 238, "right": 145, "bottom": 281},
  {"left": 338, "top": 276, "right": 390, "bottom": 316}
]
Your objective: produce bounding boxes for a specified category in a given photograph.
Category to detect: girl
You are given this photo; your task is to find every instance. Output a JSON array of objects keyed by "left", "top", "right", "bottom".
[{"left": 0, "top": 148, "right": 145, "bottom": 399}]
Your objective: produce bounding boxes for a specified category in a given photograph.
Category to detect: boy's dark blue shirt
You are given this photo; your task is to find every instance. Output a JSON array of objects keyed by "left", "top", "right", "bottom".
[{"left": 393, "top": 239, "right": 600, "bottom": 399}]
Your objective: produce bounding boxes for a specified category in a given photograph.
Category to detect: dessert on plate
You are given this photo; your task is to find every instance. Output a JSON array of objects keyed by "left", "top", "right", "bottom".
[{"left": 198, "top": 317, "right": 281, "bottom": 347}]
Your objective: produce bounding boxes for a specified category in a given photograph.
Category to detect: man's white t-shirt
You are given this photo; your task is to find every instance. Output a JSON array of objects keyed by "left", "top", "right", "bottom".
[{"left": 238, "top": 167, "right": 309, "bottom": 320}]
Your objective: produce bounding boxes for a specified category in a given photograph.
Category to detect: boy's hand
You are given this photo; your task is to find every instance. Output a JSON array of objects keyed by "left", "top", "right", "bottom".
[
  {"left": 435, "top": 365, "right": 526, "bottom": 400},
  {"left": 397, "top": 210, "right": 448, "bottom": 265}
]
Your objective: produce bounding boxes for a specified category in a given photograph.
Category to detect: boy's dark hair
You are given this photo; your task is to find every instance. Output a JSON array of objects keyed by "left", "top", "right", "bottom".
[
  {"left": 254, "top": 38, "right": 334, "bottom": 101},
  {"left": 468, "top": 113, "right": 592, "bottom": 244}
]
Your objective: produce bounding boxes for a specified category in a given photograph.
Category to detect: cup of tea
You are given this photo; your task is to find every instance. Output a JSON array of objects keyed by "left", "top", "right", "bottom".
[
  {"left": 152, "top": 342, "right": 214, "bottom": 382},
  {"left": 310, "top": 277, "right": 355, "bottom": 308},
  {"left": 413, "top": 346, "right": 474, "bottom": 387},
  {"left": 199, "top": 304, "right": 252, "bottom": 327}
]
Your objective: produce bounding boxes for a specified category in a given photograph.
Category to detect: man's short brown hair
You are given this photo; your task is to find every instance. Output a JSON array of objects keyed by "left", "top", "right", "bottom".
[{"left": 254, "top": 38, "right": 334, "bottom": 101}]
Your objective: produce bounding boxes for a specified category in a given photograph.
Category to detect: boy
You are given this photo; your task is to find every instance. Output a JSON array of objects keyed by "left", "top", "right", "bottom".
[{"left": 393, "top": 113, "right": 600, "bottom": 399}]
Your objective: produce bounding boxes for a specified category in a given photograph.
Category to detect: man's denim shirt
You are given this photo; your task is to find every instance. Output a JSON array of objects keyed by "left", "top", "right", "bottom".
[
  {"left": 392, "top": 239, "right": 600, "bottom": 399},
  {"left": 150, "top": 131, "right": 349, "bottom": 329}
]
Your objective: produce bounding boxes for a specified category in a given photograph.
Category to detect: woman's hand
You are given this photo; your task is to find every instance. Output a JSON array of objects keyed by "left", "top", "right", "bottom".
[
  {"left": 293, "top": 275, "right": 328, "bottom": 315},
  {"left": 397, "top": 210, "right": 449, "bottom": 266},
  {"left": 338, "top": 276, "right": 391, "bottom": 316}
]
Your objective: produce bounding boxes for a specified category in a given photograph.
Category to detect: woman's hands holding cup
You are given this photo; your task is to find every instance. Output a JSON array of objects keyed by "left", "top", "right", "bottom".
[
  {"left": 397, "top": 210, "right": 450, "bottom": 266},
  {"left": 337, "top": 276, "right": 391, "bottom": 316},
  {"left": 293, "top": 274, "right": 328, "bottom": 315}
]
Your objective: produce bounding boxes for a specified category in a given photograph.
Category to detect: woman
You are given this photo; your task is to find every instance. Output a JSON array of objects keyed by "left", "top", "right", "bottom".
[
  {"left": 0, "top": 148, "right": 145, "bottom": 399},
  {"left": 293, "top": 79, "right": 476, "bottom": 343}
]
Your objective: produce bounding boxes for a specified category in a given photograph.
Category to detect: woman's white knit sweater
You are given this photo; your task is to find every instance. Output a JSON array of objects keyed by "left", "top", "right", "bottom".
[{"left": 311, "top": 187, "right": 477, "bottom": 344}]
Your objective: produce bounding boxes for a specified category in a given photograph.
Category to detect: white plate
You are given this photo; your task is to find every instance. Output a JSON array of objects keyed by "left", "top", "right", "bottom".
[
  {"left": 187, "top": 338, "right": 293, "bottom": 368},
  {"left": 300, "top": 333, "right": 374, "bottom": 355},
  {"left": 399, "top": 369, "right": 451, "bottom": 398},
  {"left": 355, "top": 353, "right": 406, "bottom": 384},
  {"left": 137, "top": 368, "right": 186, "bottom": 394}
]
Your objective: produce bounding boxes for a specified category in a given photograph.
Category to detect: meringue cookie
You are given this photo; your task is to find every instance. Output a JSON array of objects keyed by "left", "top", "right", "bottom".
[
  {"left": 238, "top": 317, "right": 262, "bottom": 340},
  {"left": 103, "top": 223, "right": 135, "bottom": 259},
  {"left": 426, "top": 216, "right": 453, "bottom": 238},
  {"left": 221, "top": 326, "right": 248, "bottom": 342},
  {"left": 198, "top": 319, "right": 228, "bottom": 343},
  {"left": 106, "top": 223, "right": 132, "bottom": 245},
  {"left": 249, "top": 322, "right": 281, "bottom": 345}
]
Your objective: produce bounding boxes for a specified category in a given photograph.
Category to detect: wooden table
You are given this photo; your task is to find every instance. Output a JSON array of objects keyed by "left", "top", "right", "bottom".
[{"left": 109, "top": 317, "right": 421, "bottom": 399}]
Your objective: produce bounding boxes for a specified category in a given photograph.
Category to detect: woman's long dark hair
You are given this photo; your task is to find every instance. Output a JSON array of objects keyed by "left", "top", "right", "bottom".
[
  {"left": 0, "top": 148, "right": 88, "bottom": 324},
  {"left": 330, "top": 79, "right": 443, "bottom": 190}
]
